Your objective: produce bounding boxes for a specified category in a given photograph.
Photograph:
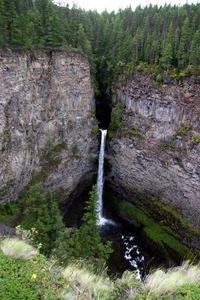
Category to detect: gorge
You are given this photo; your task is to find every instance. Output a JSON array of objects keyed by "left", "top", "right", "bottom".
[{"left": 0, "top": 50, "right": 200, "bottom": 267}]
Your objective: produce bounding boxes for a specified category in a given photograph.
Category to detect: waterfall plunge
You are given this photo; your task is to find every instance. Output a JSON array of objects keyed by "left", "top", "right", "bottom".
[
  {"left": 97, "top": 129, "right": 107, "bottom": 224},
  {"left": 97, "top": 129, "right": 115, "bottom": 226}
]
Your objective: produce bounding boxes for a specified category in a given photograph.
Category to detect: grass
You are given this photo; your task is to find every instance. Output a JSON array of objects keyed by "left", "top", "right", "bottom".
[
  {"left": 62, "top": 263, "right": 115, "bottom": 299},
  {"left": 0, "top": 238, "right": 200, "bottom": 299},
  {"left": 1, "top": 238, "right": 38, "bottom": 259},
  {"left": 144, "top": 261, "right": 200, "bottom": 299}
]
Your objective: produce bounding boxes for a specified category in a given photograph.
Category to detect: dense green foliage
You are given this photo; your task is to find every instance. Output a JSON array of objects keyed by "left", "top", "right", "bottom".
[
  {"left": 19, "top": 182, "right": 65, "bottom": 255},
  {"left": 1, "top": 1, "right": 200, "bottom": 92},
  {"left": 0, "top": 249, "right": 64, "bottom": 299},
  {"left": 2, "top": 183, "right": 113, "bottom": 270},
  {"left": 54, "top": 185, "right": 113, "bottom": 269}
]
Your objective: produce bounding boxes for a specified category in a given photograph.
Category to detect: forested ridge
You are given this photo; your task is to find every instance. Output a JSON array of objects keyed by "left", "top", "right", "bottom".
[{"left": 1, "top": 0, "right": 200, "bottom": 92}]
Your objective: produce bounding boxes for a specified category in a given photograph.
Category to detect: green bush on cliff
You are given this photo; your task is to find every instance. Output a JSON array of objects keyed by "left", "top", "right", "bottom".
[
  {"left": 193, "top": 135, "right": 200, "bottom": 144},
  {"left": 109, "top": 102, "right": 123, "bottom": 136},
  {"left": 175, "top": 124, "right": 192, "bottom": 136},
  {"left": 91, "top": 124, "right": 99, "bottom": 136},
  {"left": 126, "top": 126, "right": 144, "bottom": 138}
]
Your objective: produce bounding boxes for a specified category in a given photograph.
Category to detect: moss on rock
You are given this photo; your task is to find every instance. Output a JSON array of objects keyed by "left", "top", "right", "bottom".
[{"left": 107, "top": 183, "right": 200, "bottom": 263}]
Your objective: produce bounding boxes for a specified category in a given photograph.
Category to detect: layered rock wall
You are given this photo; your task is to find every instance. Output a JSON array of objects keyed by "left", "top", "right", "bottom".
[
  {"left": 108, "top": 73, "right": 200, "bottom": 229},
  {"left": 0, "top": 50, "right": 96, "bottom": 202}
]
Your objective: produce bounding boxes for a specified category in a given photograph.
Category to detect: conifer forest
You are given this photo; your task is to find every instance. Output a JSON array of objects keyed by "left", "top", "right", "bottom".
[{"left": 1, "top": 0, "right": 200, "bottom": 92}]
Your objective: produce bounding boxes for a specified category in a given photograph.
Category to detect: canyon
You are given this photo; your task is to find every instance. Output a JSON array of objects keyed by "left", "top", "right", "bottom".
[{"left": 0, "top": 51, "right": 200, "bottom": 260}]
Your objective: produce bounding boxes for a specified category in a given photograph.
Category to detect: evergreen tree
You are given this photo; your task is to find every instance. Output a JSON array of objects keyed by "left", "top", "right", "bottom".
[
  {"left": 21, "top": 183, "right": 65, "bottom": 255},
  {"left": 178, "top": 17, "right": 191, "bottom": 67},
  {"left": 160, "top": 41, "right": 173, "bottom": 70},
  {"left": 21, "top": 182, "right": 51, "bottom": 254},
  {"left": 189, "top": 27, "right": 200, "bottom": 69},
  {"left": 54, "top": 185, "right": 113, "bottom": 268},
  {"left": 77, "top": 23, "right": 92, "bottom": 55},
  {"left": 45, "top": 9, "right": 63, "bottom": 46},
  {"left": 27, "top": 8, "right": 44, "bottom": 47},
  {"left": 4, "top": 0, "right": 19, "bottom": 45},
  {"left": 68, "top": 5, "right": 80, "bottom": 47},
  {"left": 0, "top": 0, "right": 6, "bottom": 46}
]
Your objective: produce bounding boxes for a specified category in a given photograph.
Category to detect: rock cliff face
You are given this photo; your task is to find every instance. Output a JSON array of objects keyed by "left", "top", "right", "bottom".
[
  {"left": 108, "top": 73, "right": 200, "bottom": 231},
  {"left": 0, "top": 50, "right": 96, "bottom": 203}
]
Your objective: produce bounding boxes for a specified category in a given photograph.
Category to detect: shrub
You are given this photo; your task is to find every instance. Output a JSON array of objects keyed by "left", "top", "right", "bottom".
[
  {"left": 72, "top": 143, "right": 79, "bottom": 155},
  {"left": 194, "top": 135, "right": 200, "bottom": 144},
  {"left": 156, "top": 74, "right": 162, "bottom": 82},
  {"left": 176, "top": 124, "right": 192, "bottom": 136},
  {"left": 127, "top": 126, "right": 144, "bottom": 138},
  {"left": 0, "top": 246, "right": 64, "bottom": 300},
  {"left": 157, "top": 140, "right": 175, "bottom": 151},
  {"left": 91, "top": 125, "right": 99, "bottom": 136},
  {"left": 109, "top": 102, "right": 123, "bottom": 133}
]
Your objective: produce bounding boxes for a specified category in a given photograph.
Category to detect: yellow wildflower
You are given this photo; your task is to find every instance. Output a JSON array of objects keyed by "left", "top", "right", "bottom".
[
  {"left": 65, "top": 285, "right": 70, "bottom": 289},
  {"left": 31, "top": 274, "right": 37, "bottom": 279}
]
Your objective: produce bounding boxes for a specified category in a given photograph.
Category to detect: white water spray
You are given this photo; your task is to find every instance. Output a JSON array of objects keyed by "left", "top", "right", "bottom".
[
  {"left": 97, "top": 129, "right": 107, "bottom": 224},
  {"left": 97, "top": 129, "right": 115, "bottom": 226}
]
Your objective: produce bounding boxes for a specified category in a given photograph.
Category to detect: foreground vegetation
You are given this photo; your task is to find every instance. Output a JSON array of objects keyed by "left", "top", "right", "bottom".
[
  {"left": 1, "top": 182, "right": 200, "bottom": 299},
  {"left": 0, "top": 183, "right": 199, "bottom": 298},
  {"left": 1, "top": 237, "right": 200, "bottom": 299}
]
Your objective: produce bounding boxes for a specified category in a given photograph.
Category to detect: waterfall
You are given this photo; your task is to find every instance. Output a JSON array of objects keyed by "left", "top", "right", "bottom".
[
  {"left": 97, "top": 129, "right": 107, "bottom": 224},
  {"left": 32, "top": 0, "right": 36, "bottom": 9}
]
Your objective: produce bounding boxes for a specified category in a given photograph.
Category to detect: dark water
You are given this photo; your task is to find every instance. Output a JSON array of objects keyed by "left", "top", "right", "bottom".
[{"left": 100, "top": 221, "right": 158, "bottom": 279}]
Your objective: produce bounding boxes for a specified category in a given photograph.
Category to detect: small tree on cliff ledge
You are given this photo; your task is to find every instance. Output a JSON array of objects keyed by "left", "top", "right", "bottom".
[{"left": 78, "top": 185, "right": 113, "bottom": 263}]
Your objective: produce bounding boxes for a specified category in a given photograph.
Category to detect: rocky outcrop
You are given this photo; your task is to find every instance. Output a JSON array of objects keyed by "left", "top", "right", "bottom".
[
  {"left": 0, "top": 50, "right": 97, "bottom": 203},
  {"left": 108, "top": 72, "right": 200, "bottom": 231}
]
